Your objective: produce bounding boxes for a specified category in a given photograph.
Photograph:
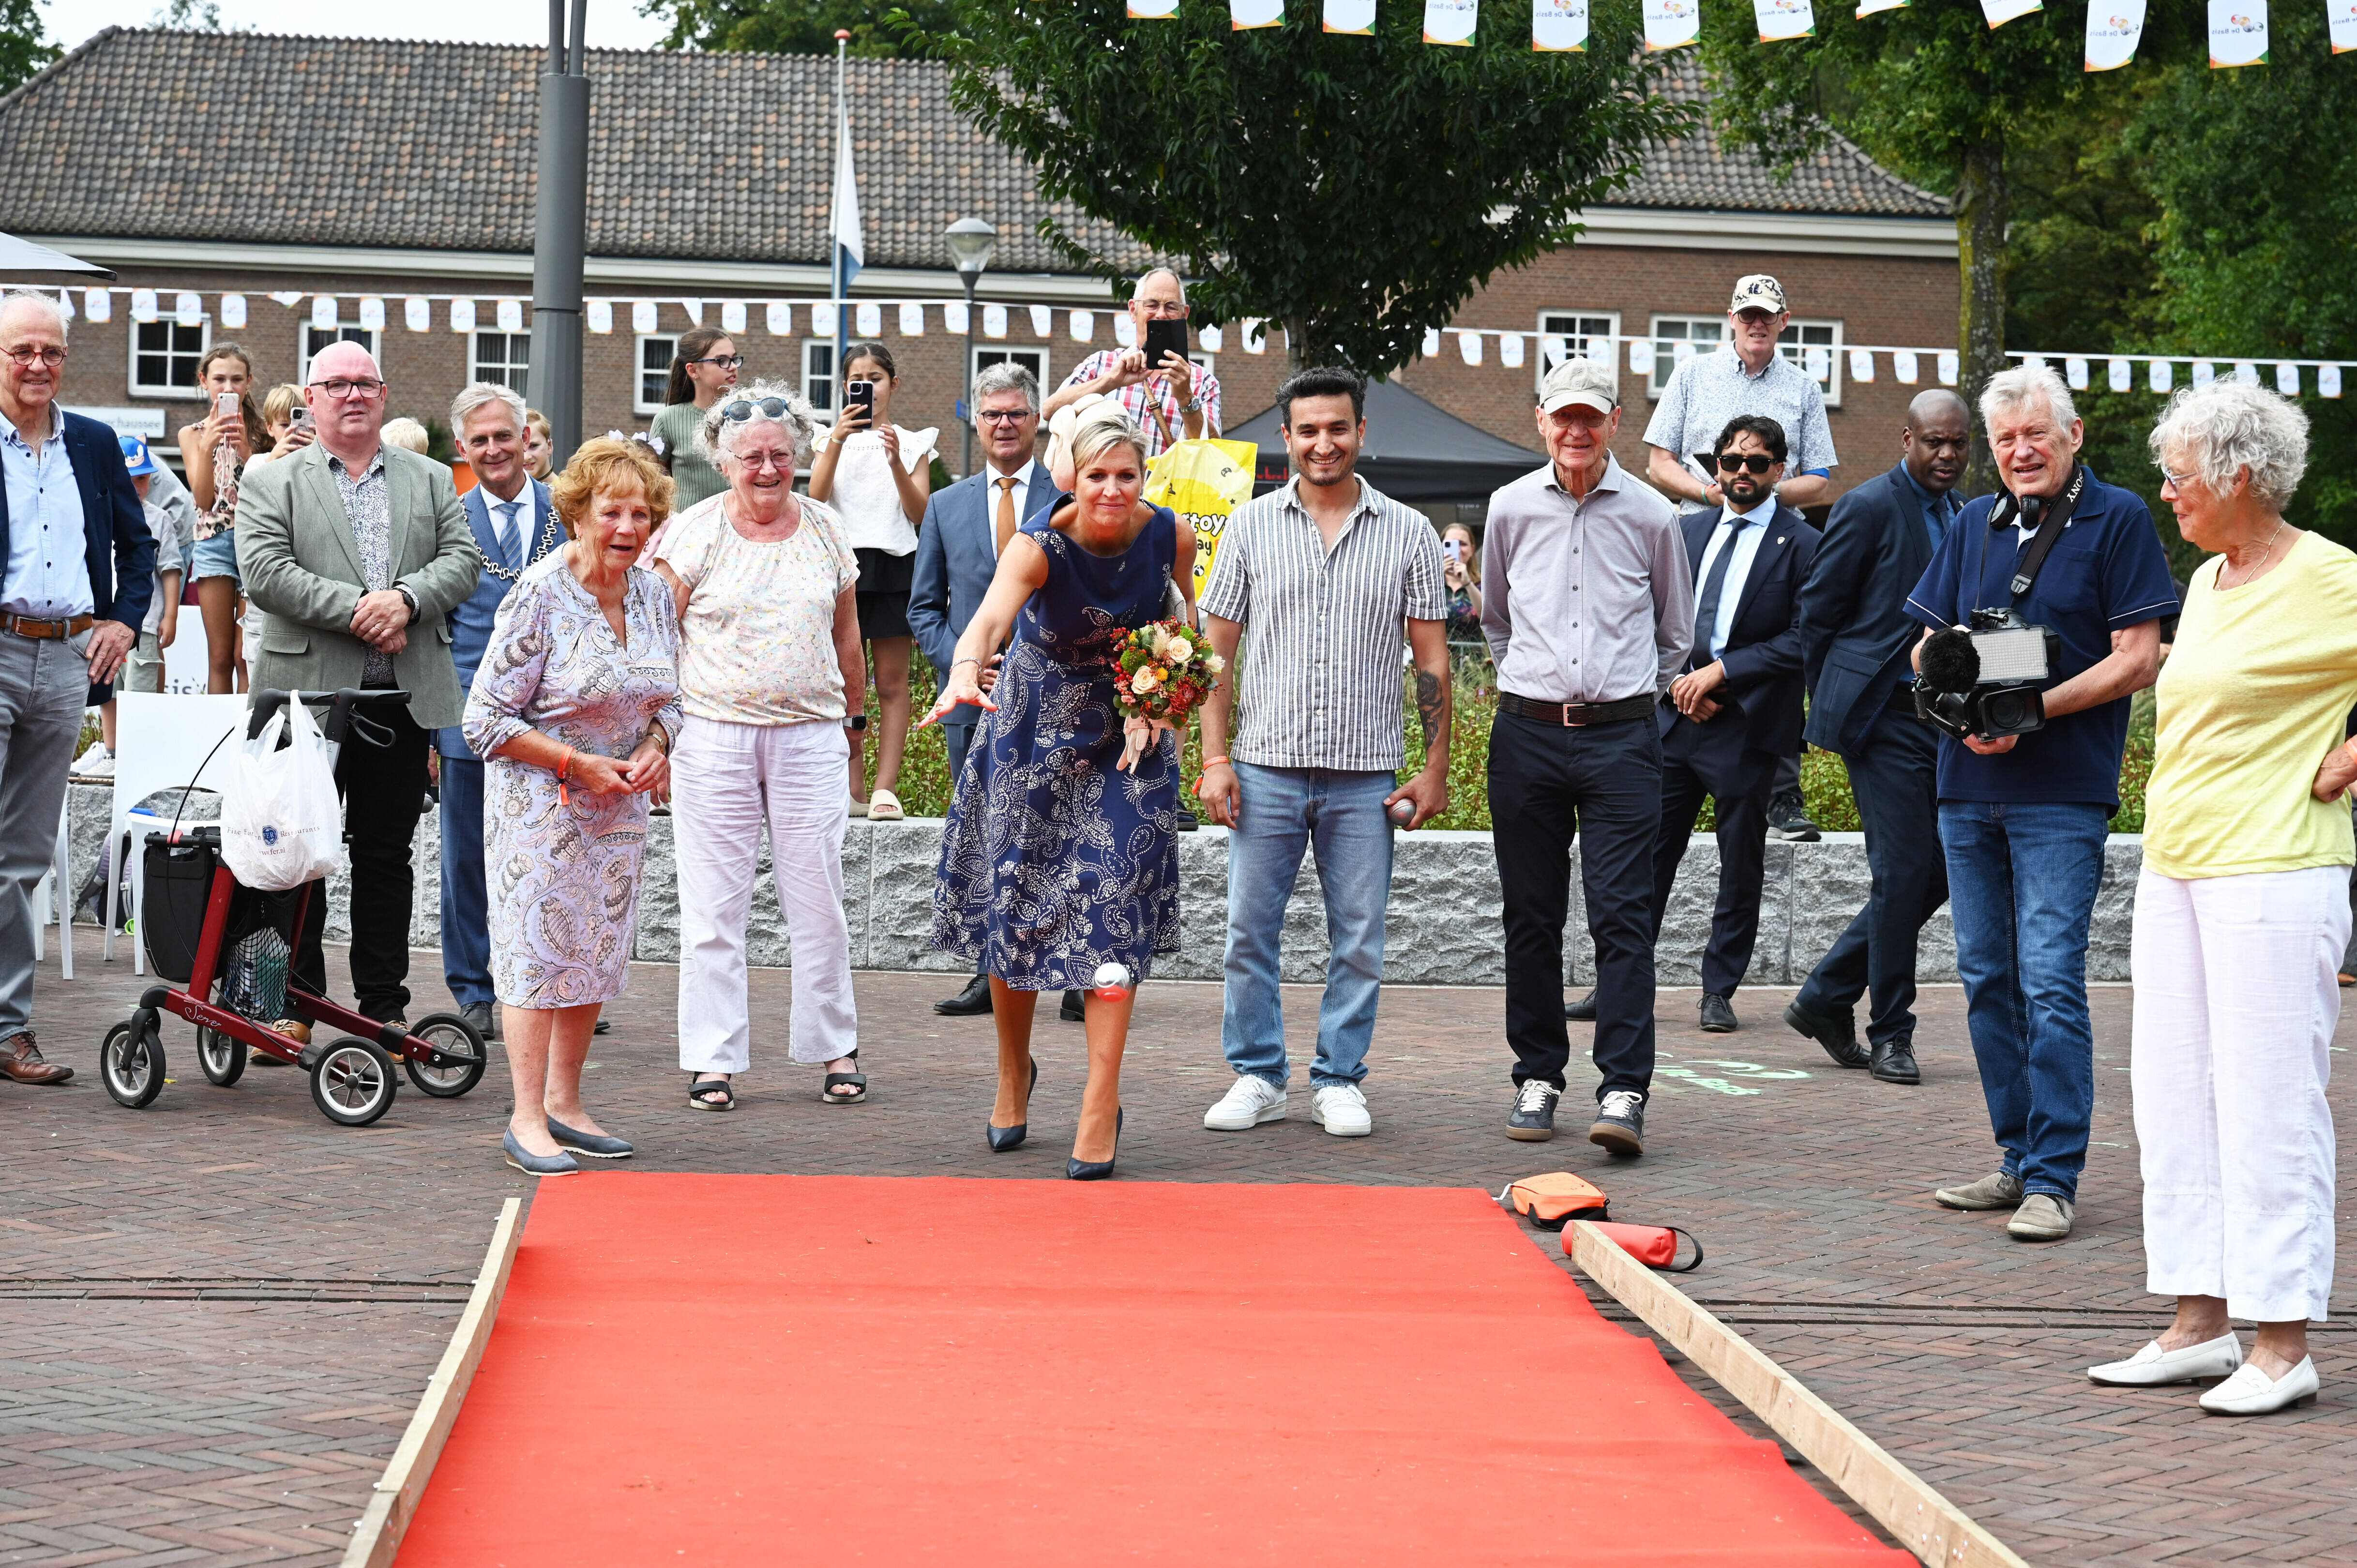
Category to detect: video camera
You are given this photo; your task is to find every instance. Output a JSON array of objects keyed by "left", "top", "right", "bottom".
[{"left": 1915, "top": 608, "right": 2061, "bottom": 742}]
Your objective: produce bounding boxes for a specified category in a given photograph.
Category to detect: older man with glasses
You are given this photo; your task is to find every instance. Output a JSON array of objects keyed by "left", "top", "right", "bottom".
[
  {"left": 0, "top": 289, "right": 154, "bottom": 1087},
  {"left": 235, "top": 342, "right": 482, "bottom": 1033},
  {"left": 1043, "top": 267, "right": 1219, "bottom": 456}
]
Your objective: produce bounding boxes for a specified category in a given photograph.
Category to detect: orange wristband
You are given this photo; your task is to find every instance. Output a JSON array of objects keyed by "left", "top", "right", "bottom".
[
  {"left": 1201, "top": 755, "right": 1231, "bottom": 769},
  {"left": 558, "top": 746, "right": 575, "bottom": 808}
]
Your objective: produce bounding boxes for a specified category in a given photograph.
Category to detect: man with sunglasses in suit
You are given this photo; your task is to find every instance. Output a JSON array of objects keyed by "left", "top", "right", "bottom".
[{"left": 1577, "top": 415, "right": 1816, "bottom": 1035}]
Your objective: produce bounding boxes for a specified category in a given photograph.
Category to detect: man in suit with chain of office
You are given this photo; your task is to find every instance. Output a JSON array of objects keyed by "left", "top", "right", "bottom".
[{"left": 438, "top": 383, "right": 563, "bottom": 1041}]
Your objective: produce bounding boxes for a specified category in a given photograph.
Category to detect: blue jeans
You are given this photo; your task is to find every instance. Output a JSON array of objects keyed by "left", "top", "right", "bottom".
[
  {"left": 1220, "top": 764, "right": 1396, "bottom": 1088},
  {"left": 1939, "top": 800, "right": 2109, "bottom": 1202},
  {"left": 438, "top": 754, "right": 494, "bottom": 1009}
]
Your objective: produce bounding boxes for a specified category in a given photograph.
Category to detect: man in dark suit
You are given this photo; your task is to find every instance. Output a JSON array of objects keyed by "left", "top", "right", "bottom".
[
  {"left": 1630, "top": 414, "right": 1818, "bottom": 1034},
  {"left": 0, "top": 289, "right": 154, "bottom": 1084},
  {"left": 908, "top": 361, "right": 1057, "bottom": 1018},
  {"left": 1786, "top": 388, "right": 1970, "bottom": 1084},
  {"left": 438, "top": 383, "right": 563, "bottom": 1040}
]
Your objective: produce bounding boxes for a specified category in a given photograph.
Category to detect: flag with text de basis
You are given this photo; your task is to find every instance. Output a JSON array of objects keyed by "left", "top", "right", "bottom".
[
  {"left": 2085, "top": 0, "right": 2145, "bottom": 69},
  {"left": 2208, "top": 0, "right": 2267, "bottom": 64},
  {"left": 1644, "top": 0, "right": 1700, "bottom": 49},
  {"left": 1754, "top": 0, "right": 1815, "bottom": 39},
  {"left": 1533, "top": 0, "right": 1588, "bottom": 50},
  {"left": 1424, "top": 0, "right": 1478, "bottom": 43},
  {"left": 2333, "top": 0, "right": 2357, "bottom": 51}
]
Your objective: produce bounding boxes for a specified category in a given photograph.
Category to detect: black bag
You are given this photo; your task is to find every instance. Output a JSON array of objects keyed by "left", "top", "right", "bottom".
[{"left": 141, "top": 828, "right": 223, "bottom": 986}]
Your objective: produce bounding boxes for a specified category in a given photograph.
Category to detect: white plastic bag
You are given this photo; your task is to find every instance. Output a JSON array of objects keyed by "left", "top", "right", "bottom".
[{"left": 219, "top": 699, "right": 346, "bottom": 891}]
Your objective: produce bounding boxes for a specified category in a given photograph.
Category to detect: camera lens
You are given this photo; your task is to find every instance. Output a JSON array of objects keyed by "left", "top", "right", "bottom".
[{"left": 1979, "top": 689, "right": 2040, "bottom": 734}]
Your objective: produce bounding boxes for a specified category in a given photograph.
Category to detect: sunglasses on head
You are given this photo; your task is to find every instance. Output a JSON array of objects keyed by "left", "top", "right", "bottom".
[
  {"left": 720, "top": 397, "right": 792, "bottom": 423},
  {"left": 1709, "top": 452, "right": 1779, "bottom": 475}
]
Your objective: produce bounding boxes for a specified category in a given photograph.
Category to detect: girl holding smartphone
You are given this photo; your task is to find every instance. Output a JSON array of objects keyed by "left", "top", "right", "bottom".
[{"left": 176, "top": 344, "right": 271, "bottom": 694}]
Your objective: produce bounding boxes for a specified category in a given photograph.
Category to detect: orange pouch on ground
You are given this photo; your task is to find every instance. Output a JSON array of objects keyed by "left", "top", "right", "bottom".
[
  {"left": 1581, "top": 1221, "right": 1705, "bottom": 1273},
  {"left": 1501, "top": 1172, "right": 1609, "bottom": 1231}
]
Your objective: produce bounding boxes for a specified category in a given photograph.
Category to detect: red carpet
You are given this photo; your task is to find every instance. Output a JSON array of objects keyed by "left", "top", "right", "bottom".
[{"left": 400, "top": 1176, "right": 1909, "bottom": 1565}]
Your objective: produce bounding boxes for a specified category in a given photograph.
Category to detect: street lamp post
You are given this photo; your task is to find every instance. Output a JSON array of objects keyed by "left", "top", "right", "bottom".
[
  {"left": 529, "top": 0, "right": 590, "bottom": 466},
  {"left": 945, "top": 217, "right": 997, "bottom": 475}
]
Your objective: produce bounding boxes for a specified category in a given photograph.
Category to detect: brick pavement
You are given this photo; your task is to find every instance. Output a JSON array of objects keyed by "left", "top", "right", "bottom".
[{"left": 2, "top": 946, "right": 2350, "bottom": 1566}]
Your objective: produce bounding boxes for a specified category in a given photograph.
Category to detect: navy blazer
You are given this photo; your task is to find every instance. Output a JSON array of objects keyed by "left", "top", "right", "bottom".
[
  {"left": 436, "top": 478, "right": 560, "bottom": 758},
  {"left": 0, "top": 409, "right": 154, "bottom": 632},
  {"left": 1797, "top": 463, "right": 1944, "bottom": 756},
  {"left": 908, "top": 459, "right": 1052, "bottom": 728},
  {"left": 1660, "top": 501, "right": 1819, "bottom": 762}
]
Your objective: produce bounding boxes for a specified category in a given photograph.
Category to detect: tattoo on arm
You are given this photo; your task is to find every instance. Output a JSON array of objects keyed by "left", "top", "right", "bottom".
[{"left": 1415, "top": 669, "right": 1449, "bottom": 757}]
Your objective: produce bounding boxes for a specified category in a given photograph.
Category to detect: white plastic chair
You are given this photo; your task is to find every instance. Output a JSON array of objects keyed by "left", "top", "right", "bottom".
[
  {"left": 105, "top": 693, "right": 251, "bottom": 974},
  {"left": 31, "top": 795, "right": 72, "bottom": 979}
]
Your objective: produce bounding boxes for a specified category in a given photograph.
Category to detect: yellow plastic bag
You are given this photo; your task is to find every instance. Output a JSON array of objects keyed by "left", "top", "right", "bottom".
[{"left": 1145, "top": 437, "right": 1258, "bottom": 600}]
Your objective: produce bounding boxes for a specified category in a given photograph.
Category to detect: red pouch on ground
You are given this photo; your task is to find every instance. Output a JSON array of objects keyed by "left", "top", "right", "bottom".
[
  {"left": 1579, "top": 1221, "right": 1705, "bottom": 1273},
  {"left": 1500, "top": 1172, "right": 1609, "bottom": 1231}
]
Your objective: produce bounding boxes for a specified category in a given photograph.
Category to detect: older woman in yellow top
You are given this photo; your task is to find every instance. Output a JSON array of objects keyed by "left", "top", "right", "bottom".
[{"left": 2095, "top": 383, "right": 2345, "bottom": 1415}]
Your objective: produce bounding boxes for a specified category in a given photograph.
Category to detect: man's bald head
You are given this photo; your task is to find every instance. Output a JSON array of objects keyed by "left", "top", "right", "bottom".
[
  {"left": 304, "top": 340, "right": 388, "bottom": 459},
  {"left": 1901, "top": 387, "right": 1971, "bottom": 496},
  {"left": 308, "top": 341, "right": 382, "bottom": 384}
]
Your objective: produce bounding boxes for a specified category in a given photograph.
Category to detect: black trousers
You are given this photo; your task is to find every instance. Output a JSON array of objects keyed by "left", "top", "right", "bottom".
[
  {"left": 1649, "top": 734, "right": 1773, "bottom": 999},
  {"left": 1488, "top": 711, "right": 1660, "bottom": 1100},
  {"left": 292, "top": 702, "right": 433, "bottom": 1022},
  {"left": 1795, "top": 707, "right": 1947, "bottom": 1046}
]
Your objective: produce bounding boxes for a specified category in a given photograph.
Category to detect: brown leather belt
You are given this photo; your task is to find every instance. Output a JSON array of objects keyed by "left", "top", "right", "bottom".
[
  {"left": 1, "top": 611, "right": 93, "bottom": 641},
  {"left": 1496, "top": 691, "right": 1656, "bottom": 728}
]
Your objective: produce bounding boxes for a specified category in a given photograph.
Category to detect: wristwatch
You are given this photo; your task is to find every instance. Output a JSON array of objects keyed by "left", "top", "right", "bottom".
[
  {"left": 842, "top": 713, "right": 868, "bottom": 732},
  {"left": 1182, "top": 395, "right": 1205, "bottom": 415},
  {"left": 395, "top": 584, "right": 420, "bottom": 622}
]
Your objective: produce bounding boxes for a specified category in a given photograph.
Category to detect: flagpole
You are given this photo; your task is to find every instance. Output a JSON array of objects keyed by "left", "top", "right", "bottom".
[{"left": 832, "top": 29, "right": 850, "bottom": 414}]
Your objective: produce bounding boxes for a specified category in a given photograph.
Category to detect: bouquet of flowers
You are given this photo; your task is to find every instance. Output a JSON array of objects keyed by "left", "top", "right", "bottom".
[{"left": 1111, "top": 619, "right": 1224, "bottom": 773}]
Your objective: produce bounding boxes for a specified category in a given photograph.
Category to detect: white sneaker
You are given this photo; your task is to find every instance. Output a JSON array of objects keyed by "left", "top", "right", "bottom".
[
  {"left": 2088, "top": 1332, "right": 2242, "bottom": 1387},
  {"left": 1204, "top": 1076, "right": 1287, "bottom": 1131},
  {"left": 2199, "top": 1356, "right": 2320, "bottom": 1415},
  {"left": 73, "top": 743, "right": 113, "bottom": 778},
  {"left": 1310, "top": 1083, "right": 1372, "bottom": 1136}
]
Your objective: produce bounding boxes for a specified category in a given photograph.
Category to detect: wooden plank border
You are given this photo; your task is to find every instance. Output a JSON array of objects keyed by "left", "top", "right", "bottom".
[
  {"left": 1566, "top": 1220, "right": 2028, "bottom": 1568},
  {"left": 342, "top": 1197, "right": 525, "bottom": 1568}
]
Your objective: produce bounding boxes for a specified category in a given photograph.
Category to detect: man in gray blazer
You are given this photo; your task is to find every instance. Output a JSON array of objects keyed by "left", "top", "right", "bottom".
[
  {"left": 235, "top": 342, "right": 481, "bottom": 1027},
  {"left": 908, "top": 361, "right": 1052, "bottom": 1017}
]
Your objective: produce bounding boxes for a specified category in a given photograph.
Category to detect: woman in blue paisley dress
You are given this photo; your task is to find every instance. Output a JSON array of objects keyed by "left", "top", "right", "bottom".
[
  {"left": 464, "top": 437, "right": 685, "bottom": 1176},
  {"left": 926, "top": 406, "right": 1195, "bottom": 1179}
]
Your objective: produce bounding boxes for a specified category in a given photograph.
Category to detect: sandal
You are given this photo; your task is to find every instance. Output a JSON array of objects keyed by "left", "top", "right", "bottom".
[
  {"left": 688, "top": 1073, "right": 735, "bottom": 1111},
  {"left": 822, "top": 1049, "right": 866, "bottom": 1105},
  {"left": 866, "top": 787, "right": 905, "bottom": 823}
]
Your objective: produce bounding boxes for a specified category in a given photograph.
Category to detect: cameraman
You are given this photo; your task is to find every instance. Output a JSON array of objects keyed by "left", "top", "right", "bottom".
[{"left": 1903, "top": 364, "right": 2177, "bottom": 1244}]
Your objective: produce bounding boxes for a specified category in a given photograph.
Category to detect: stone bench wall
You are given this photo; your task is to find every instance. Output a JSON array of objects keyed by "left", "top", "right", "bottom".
[{"left": 62, "top": 784, "right": 2145, "bottom": 984}]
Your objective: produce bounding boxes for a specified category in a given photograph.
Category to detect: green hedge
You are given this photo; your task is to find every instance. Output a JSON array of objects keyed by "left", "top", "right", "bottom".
[{"left": 859, "top": 655, "right": 2157, "bottom": 831}]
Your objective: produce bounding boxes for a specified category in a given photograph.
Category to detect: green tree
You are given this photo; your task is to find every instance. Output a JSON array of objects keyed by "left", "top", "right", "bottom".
[
  {"left": 0, "top": 0, "right": 59, "bottom": 96},
  {"left": 2133, "top": 8, "right": 2357, "bottom": 539},
  {"left": 641, "top": 0, "right": 961, "bottom": 58},
  {"left": 923, "top": 2, "right": 1691, "bottom": 372},
  {"left": 1699, "top": 4, "right": 2197, "bottom": 490}
]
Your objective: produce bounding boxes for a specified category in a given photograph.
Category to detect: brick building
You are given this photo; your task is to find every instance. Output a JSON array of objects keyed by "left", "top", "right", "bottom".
[{"left": 3, "top": 27, "right": 1954, "bottom": 511}]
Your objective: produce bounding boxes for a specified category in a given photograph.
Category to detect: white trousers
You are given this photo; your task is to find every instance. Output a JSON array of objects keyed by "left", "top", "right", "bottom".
[
  {"left": 2130, "top": 865, "right": 2342, "bottom": 1323},
  {"left": 673, "top": 716, "right": 858, "bottom": 1073}
]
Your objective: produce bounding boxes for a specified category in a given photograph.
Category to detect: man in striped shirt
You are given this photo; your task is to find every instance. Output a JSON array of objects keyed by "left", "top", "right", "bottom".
[
  {"left": 1042, "top": 268, "right": 1220, "bottom": 458},
  {"left": 1195, "top": 365, "right": 1450, "bottom": 1139}
]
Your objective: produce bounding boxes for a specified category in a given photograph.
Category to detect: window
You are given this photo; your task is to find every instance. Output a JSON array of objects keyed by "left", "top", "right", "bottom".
[
  {"left": 1646, "top": 314, "right": 1845, "bottom": 406},
  {"left": 1535, "top": 311, "right": 1618, "bottom": 393},
  {"left": 130, "top": 317, "right": 210, "bottom": 397},
  {"left": 971, "top": 346, "right": 1050, "bottom": 401},
  {"left": 635, "top": 335, "right": 676, "bottom": 415},
  {"left": 473, "top": 332, "right": 530, "bottom": 400},
  {"left": 803, "top": 340, "right": 837, "bottom": 415},
  {"left": 298, "top": 322, "right": 381, "bottom": 385}
]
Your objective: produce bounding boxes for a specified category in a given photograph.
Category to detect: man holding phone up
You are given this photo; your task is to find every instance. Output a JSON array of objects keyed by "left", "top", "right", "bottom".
[{"left": 1042, "top": 268, "right": 1219, "bottom": 457}]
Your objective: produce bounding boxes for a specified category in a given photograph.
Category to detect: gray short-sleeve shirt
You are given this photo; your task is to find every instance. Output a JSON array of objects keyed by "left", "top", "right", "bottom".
[{"left": 1642, "top": 347, "right": 1837, "bottom": 511}]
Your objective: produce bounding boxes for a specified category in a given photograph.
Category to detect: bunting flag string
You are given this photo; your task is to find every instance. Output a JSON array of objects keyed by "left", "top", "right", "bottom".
[
  {"left": 1324, "top": 0, "right": 1378, "bottom": 30},
  {"left": 2334, "top": 0, "right": 2357, "bottom": 51},
  {"left": 1755, "top": 0, "right": 1817, "bottom": 40},
  {"left": 1424, "top": 0, "right": 1480, "bottom": 43},
  {"left": 1981, "top": 0, "right": 2042, "bottom": 25},
  {"left": 1231, "top": 0, "right": 1284, "bottom": 25},
  {"left": 1644, "top": 0, "right": 1702, "bottom": 47},
  {"left": 58, "top": 284, "right": 2352, "bottom": 400},
  {"left": 1532, "top": 0, "right": 1588, "bottom": 48},
  {"left": 2208, "top": 0, "right": 2268, "bottom": 64},
  {"left": 2085, "top": 0, "right": 2145, "bottom": 69}
]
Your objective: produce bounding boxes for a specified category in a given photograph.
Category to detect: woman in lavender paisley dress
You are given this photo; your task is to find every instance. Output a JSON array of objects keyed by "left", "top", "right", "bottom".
[
  {"left": 463, "top": 437, "right": 684, "bottom": 1176},
  {"left": 925, "top": 406, "right": 1194, "bottom": 1179}
]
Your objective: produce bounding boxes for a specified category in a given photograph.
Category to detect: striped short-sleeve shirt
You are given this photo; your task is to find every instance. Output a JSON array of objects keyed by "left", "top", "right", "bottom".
[{"left": 1198, "top": 475, "right": 1448, "bottom": 772}]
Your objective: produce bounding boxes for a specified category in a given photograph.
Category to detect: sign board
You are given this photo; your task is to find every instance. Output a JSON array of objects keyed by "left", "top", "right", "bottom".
[{"left": 67, "top": 406, "right": 167, "bottom": 438}]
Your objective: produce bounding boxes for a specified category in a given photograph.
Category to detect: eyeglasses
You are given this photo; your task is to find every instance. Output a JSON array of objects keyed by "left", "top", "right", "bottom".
[
  {"left": 4, "top": 345, "right": 67, "bottom": 368},
  {"left": 2161, "top": 468, "right": 2199, "bottom": 490},
  {"left": 1133, "top": 299, "right": 1187, "bottom": 319},
  {"left": 721, "top": 397, "right": 793, "bottom": 423},
  {"left": 689, "top": 354, "right": 745, "bottom": 370},
  {"left": 312, "top": 377, "right": 386, "bottom": 399},
  {"left": 1714, "top": 452, "right": 1779, "bottom": 475},
  {"left": 976, "top": 408, "right": 1032, "bottom": 425},
  {"left": 729, "top": 451, "right": 795, "bottom": 472}
]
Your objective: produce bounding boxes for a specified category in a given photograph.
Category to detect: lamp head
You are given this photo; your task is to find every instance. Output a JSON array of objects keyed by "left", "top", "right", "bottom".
[{"left": 945, "top": 217, "right": 998, "bottom": 277}]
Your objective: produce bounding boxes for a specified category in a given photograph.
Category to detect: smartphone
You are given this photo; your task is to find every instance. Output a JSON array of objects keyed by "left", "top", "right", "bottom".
[
  {"left": 1143, "top": 317, "right": 1190, "bottom": 367},
  {"left": 213, "top": 392, "right": 240, "bottom": 420},
  {"left": 1442, "top": 539, "right": 1462, "bottom": 561},
  {"left": 844, "top": 379, "right": 876, "bottom": 423},
  {"left": 289, "top": 406, "right": 313, "bottom": 433}
]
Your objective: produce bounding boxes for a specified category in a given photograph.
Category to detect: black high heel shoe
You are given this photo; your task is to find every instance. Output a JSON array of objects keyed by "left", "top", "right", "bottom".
[
  {"left": 986, "top": 1058, "right": 1039, "bottom": 1153},
  {"left": 1066, "top": 1107, "right": 1123, "bottom": 1181}
]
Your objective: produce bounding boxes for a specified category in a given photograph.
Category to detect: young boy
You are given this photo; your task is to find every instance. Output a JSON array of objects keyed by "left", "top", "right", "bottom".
[{"left": 74, "top": 437, "right": 185, "bottom": 777}]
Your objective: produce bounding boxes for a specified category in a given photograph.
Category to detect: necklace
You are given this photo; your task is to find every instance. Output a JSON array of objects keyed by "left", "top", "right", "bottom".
[
  {"left": 479, "top": 499, "right": 563, "bottom": 583},
  {"left": 2219, "top": 518, "right": 2288, "bottom": 589}
]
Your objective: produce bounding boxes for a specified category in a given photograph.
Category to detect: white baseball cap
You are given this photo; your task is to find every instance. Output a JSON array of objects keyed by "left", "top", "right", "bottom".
[
  {"left": 1538, "top": 357, "right": 1618, "bottom": 415},
  {"left": 1729, "top": 274, "right": 1788, "bottom": 314}
]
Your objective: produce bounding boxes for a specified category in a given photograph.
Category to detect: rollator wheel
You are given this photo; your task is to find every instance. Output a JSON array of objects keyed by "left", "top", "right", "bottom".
[
  {"left": 197, "top": 1026, "right": 248, "bottom": 1087},
  {"left": 101, "top": 1018, "right": 166, "bottom": 1109},
  {"left": 403, "top": 1011, "right": 488, "bottom": 1099},
  {"left": 309, "top": 1037, "right": 398, "bottom": 1127}
]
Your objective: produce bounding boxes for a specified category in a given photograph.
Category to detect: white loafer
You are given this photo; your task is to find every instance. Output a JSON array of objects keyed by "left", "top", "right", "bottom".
[
  {"left": 2199, "top": 1357, "right": 2320, "bottom": 1415},
  {"left": 2088, "top": 1332, "right": 2242, "bottom": 1387}
]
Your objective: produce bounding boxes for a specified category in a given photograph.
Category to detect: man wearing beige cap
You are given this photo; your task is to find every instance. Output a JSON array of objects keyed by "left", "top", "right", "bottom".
[
  {"left": 1643, "top": 272, "right": 1839, "bottom": 846},
  {"left": 1483, "top": 357, "right": 1692, "bottom": 1156}
]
